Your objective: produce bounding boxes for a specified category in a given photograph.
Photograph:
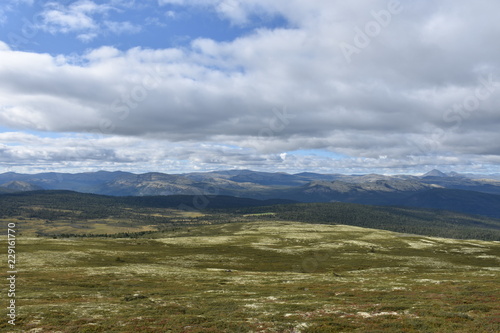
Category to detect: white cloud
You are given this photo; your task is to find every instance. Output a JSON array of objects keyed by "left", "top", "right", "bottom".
[
  {"left": 84, "top": 45, "right": 122, "bottom": 60},
  {"left": 0, "top": 0, "right": 34, "bottom": 26},
  {"left": 216, "top": 0, "right": 249, "bottom": 25},
  {"left": 158, "top": 0, "right": 188, "bottom": 5},
  {"left": 10, "top": 0, "right": 35, "bottom": 5},
  {"left": 38, "top": 0, "right": 140, "bottom": 39},
  {"left": 104, "top": 20, "right": 142, "bottom": 34},
  {"left": 157, "top": 0, "right": 283, "bottom": 26},
  {"left": 40, "top": 1, "right": 103, "bottom": 33},
  {"left": 0, "top": 40, "right": 10, "bottom": 51},
  {"left": 77, "top": 32, "right": 98, "bottom": 42}
]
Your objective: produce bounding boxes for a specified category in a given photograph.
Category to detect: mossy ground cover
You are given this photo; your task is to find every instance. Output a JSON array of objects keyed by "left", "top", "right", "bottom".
[
  {"left": 0, "top": 207, "right": 204, "bottom": 237},
  {"left": 1, "top": 221, "right": 499, "bottom": 332}
]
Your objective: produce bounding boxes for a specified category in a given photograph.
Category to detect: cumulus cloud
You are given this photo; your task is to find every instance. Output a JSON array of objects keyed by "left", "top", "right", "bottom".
[
  {"left": 40, "top": 1, "right": 106, "bottom": 33},
  {"left": 1, "top": 0, "right": 500, "bottom": 173}
]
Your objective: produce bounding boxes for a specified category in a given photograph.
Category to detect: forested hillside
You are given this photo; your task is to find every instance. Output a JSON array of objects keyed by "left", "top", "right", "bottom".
[
  {"left": 227, "top": 203, "right": 500, "bottom": 241},
  {"left": 2, "top": 191, "right": 500, "bottom": 241}
]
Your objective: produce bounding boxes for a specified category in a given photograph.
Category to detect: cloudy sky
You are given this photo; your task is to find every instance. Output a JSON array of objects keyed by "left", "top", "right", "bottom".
[{"left": 0, "top": 0, "right": 499, "bottom": 175}]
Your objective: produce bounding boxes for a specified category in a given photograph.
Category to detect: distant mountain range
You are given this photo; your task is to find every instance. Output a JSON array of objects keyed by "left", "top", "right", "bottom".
[{"left": 1, "top": 169, "right": 500, "bottom": 218}]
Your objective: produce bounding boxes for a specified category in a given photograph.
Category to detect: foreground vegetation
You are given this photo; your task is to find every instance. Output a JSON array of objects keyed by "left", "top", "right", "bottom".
[
  {"left": 1, "top": 191, "right": 499, "bottom": 331},
  {"left": 2, "top": 220, "right": 499, "bottom": 332}
]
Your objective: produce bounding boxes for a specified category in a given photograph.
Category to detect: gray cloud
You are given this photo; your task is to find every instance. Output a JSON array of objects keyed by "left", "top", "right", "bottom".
[{"left": 1, "top": 0, "right": 500, "bottom": 173}]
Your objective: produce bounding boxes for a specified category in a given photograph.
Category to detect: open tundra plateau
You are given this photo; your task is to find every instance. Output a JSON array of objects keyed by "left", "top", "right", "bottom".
[{"left": 2, "top": 219, "right": 499, "bottom": 332}]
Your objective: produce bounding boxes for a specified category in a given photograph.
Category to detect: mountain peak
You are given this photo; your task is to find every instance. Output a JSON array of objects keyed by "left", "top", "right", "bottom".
[{"left": 423, "top": 169, "right": 448, "bottom": 177}]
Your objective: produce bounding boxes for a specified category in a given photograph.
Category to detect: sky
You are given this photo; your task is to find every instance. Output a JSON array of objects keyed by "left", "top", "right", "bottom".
[{"left": 0, "top": 0, "right": 499, "bottom": 175}]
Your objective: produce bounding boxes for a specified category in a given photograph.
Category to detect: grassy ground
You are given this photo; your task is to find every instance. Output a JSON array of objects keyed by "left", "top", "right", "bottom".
[
  {"left": 2, "top": 221, "right": 499, "bottom": 332},
  {"left": 0, "top": 208, "right": 204, "bottom": 237}
]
